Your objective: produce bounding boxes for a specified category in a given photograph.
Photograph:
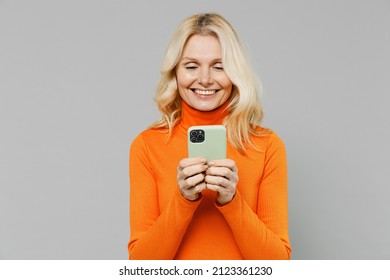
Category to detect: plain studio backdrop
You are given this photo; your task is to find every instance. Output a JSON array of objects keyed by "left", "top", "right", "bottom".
[{"left": 0, "top": 0, "right": 389, "bottom": 260}]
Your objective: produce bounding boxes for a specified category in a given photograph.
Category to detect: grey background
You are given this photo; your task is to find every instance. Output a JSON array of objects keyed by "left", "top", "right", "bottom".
[{"left": 1, "top": 0, "right": 389, "bottom": 259}]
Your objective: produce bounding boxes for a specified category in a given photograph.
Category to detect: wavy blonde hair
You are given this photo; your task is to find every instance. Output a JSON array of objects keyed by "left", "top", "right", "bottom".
[{"left": 151, "top": 13, "right": 265, "bottom": 152}]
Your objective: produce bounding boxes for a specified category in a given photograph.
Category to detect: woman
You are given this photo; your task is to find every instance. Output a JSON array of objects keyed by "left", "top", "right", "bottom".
[{"left": 128, "top": 13, "right": 291, "bottom": 260}]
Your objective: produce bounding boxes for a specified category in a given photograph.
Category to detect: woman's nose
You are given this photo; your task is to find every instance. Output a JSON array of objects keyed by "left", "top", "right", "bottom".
[{"left": 198, "top": 68, "right": 212, "bottom": 85}]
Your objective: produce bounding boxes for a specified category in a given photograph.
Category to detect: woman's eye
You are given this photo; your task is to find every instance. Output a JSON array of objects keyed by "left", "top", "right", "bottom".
[
  {"left": 213, "top": 64, "right": 224, "bottom": 70},
  {"left": 185, "top": 64, "right": 198, "bottom": 70}
]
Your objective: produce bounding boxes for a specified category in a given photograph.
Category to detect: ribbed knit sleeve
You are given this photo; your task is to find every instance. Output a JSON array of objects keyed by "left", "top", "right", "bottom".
[
  {"left": 128, "top": 133, "right": 202, "bottom": 260},
  {"left": 217, "top": 132, "right": 291, "bottom": 259}
]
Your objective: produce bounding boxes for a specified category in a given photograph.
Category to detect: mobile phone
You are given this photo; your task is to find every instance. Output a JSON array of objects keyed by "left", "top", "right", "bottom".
[{"left": 187, "top": 125, "right": 226, "bottom": 162}]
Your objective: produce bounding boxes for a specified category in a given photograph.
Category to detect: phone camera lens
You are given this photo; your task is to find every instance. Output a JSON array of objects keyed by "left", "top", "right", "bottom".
[
  {"left": 190, "top": 130, "right": 197, "bottom": 137},
  {"left": 189, "top": 129, "right": 205, "bottom": 143}
]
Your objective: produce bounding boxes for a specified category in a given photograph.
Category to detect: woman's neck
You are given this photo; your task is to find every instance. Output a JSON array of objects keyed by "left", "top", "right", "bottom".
[{"left": 178, "top": 100, "right": 229, "bottom": 130}]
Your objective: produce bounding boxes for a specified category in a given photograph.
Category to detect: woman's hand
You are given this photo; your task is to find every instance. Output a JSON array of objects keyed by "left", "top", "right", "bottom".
[
  {"left": 205, "top": 159, "right": 239, "bottom": 205},
  {"left": 177, "top": 157, "right": 208, "bottom": 201}
]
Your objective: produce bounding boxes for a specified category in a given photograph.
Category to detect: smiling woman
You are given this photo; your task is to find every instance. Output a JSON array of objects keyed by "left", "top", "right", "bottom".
[
  {"left": 176, "top": 34, "right": 233, "bottom": 111},
  {"left": 128, "top": 13, "right": 291, "bottom": 260}
]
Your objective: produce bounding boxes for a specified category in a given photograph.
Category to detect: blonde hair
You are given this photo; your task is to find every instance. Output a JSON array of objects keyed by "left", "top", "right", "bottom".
[{"left": 151, "top": 13, "right": 265, "bottom": 152}]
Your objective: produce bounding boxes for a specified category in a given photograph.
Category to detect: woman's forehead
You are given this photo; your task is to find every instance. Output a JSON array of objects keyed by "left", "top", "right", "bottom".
[{"left": 181, "top": 34, "right": 222, "bottom": 60}]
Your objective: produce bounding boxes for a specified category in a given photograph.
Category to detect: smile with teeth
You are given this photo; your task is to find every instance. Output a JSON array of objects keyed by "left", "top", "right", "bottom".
[{"left": 192, "top": 89, "right": 219, "bottom": 96}]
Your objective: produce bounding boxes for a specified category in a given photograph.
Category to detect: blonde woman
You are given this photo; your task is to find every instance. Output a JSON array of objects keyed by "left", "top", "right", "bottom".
[{"left": 128, "top": 13, "right": 291, "bottom": 259}]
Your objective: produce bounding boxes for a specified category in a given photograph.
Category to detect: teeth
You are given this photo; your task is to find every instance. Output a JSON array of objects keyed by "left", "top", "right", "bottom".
[{"left": 194, "top": 89, "right": 217, "bottom": 95}]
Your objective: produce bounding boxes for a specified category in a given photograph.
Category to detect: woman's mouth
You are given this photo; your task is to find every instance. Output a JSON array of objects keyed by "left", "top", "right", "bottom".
[{"left": 191, "top": 89, "right": 219, "bottom": 96}]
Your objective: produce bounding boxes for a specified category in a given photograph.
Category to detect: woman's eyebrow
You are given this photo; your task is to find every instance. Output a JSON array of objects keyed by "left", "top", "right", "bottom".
[
  {"left": 180, "top": 57, "right": 199, "bottom": 62},
  {"left": 180, "top": 57, "right": 222, "bottom": 63}
]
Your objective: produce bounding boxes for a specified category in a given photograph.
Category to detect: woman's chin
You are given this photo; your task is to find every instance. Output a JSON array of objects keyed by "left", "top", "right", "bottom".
[{"left": 190, "top": 101, "right": 221, "bottom": 111}]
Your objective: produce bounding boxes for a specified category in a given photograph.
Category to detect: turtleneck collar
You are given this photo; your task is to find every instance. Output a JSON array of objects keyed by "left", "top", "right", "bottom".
[{"left": 178, "top": 100, "right": 230, "bottom": 131}]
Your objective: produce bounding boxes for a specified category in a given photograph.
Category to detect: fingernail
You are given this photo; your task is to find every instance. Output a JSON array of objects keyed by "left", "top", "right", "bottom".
[{"left": 209, "top": 161, "right": 215, "bottom": 165}]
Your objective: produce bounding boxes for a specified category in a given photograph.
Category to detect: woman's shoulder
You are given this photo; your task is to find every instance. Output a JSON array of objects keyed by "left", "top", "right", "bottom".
[
  {"left": 129, "top": 127, "right": 169, "bottom": 155},
  {"left": 252, "top": 125, "right": 285, "bottom": 147},
  {"left": 132, "top": 127, "right": 169, "bottom": 144},
  {"left": 253, "top": 125, "right": 277, "bottom": 137},
  {"left": 141, "top": 126, "right": 169, "bottom": 137}
]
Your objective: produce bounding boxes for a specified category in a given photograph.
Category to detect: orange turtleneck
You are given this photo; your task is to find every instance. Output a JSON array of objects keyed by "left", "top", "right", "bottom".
[{"left": 128, "top": 101, "right": 291, "bottom": 260}]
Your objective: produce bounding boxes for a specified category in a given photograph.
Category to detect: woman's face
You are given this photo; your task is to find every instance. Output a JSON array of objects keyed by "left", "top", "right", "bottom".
[{"left": 176, "top": 34, "right": 233, "bottom": 111}]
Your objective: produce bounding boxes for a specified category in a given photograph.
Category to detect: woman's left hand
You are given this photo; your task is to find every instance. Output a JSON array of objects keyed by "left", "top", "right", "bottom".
[{"left": 205, "top": 159, "right": 239, "bottom": 205}]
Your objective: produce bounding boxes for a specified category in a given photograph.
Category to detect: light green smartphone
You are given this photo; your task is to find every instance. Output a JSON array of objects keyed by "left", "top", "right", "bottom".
[{"left": 187, "top": 125, "right": 226, "bottom": 163}]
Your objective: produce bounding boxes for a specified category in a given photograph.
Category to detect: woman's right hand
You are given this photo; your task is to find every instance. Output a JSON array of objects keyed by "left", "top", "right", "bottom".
[{"left": 177, "top": 157, "right": 208, "bottom": 201}]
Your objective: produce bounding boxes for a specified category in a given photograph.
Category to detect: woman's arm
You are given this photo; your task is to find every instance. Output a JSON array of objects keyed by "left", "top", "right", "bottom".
[
  {"left": 216, "top": 133, "right": 291, "bottom": 259},
  {"left": 128, "top": 134, "right": 202, "bottom": 260}
]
